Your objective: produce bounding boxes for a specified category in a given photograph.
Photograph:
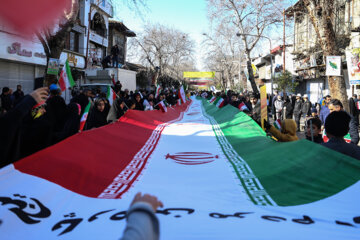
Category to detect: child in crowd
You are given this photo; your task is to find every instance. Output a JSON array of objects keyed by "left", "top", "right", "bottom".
[
  {"left": 306, "top": 117, "right": 323, "bottom": 144},
  {"left": 264, "top": 119, "right": 299, "bottom": 142}
]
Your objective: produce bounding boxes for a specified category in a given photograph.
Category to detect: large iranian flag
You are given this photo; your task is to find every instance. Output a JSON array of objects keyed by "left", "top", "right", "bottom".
[{"left": 0, "top": 97, "right": 360, "bottom": 239}]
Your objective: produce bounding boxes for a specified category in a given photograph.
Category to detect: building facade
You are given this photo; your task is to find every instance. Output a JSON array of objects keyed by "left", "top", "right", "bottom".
[
  {"left": 0, "top": 0, "right": 138, "bottom": 94},
  {"left": 253, "top": 45, "right": 295, "bottom": 95},
  {"left": 286, "top": 0, "right": 360, "bottom": 103}
]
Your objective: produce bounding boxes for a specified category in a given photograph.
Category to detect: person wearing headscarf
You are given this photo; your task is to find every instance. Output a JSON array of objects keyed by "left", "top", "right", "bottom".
[
  {"left": 86, "top": 98, "right": 109, "bottom": 129},
  {"left": 107, "top": 98, "right": 126, "bottom": 123},
  {"left": 53, "top": 103, "right": 82, "bottom": 143},
  {"left": 0, "top": 87, "right": 49, "bottom": 167},
  {"left": 134, "top": 93, "right": 144, "bottom": 111},
  {"left": 19, "top": 100, "right": 53, "bottom": 159},
  {"left": 45, "top": 85, "right": 68, "bottom": 133}
]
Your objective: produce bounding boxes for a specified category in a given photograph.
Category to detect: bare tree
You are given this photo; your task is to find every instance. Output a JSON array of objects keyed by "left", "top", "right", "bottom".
[
  {"left": 302, "top": 0, "right": 349, "bottom": 110},
  {"left": 203, "top": 24, "right": 242, "bottom": 90},
  {"left": 207, "top": 0, "right": 285, "bottom": 94},
  {"left": 130, "top": 24, "right": 195, "bottom": 82},
  {"left": 35, "top": 0, "right": 79, "bottom": 86}
]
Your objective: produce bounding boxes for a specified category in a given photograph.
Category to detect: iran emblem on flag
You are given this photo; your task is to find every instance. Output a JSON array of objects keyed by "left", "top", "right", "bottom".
[
  {"left": 238, "top": 102, "right": 249, "bottom": 111},
  {"left": 178, "top": 85, "right": 186, "bottom": 104},
  {"left": 58, "top": 60, "right": 75, "bottom": 92},
  {"left": 159, "top": 100, "right": 167, "bottom": 113},
  {"left": 107, "top": 86, "right": 116, "bottom": 106},
  {"left": 216, "top": 98, "right": 225, "bottom": 108},
  {"left": 79, "top": 102, "right": 91, "bottom": 131}
]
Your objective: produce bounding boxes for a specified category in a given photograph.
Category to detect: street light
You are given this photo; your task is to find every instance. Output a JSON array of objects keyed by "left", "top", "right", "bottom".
[{"left": 236, "top": 33, "right": 274, "bottom": 96}]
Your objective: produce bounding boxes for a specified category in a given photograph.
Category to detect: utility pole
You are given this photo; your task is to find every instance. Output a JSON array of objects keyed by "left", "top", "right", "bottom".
[
  {"left": 283, "top": 9, "right": 286, "bottom": 73},
  {"left": 85, "top": 5, "right": 92, "bottom": 70}
]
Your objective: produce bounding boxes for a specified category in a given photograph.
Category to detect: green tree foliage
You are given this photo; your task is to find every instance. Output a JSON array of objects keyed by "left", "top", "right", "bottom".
[{"left": 274, "top": 70, "right": 298, "bottom": 94}]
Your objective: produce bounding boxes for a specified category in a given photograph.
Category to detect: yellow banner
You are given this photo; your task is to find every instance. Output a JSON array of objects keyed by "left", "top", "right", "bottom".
[
  {"left": 260, "top": 85, "right": 268, "bottom": 130},
  {"left": 183, "top": 72, "right": 215, "bottom": 78}
]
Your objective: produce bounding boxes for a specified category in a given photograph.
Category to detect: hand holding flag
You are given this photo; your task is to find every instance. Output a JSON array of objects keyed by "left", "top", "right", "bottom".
[{"left": 58, "top": 60, "right": 75, "bottom": 92}]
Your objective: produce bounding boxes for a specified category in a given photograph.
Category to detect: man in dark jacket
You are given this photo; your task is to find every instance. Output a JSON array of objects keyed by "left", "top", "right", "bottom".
[
  {"left": 0, "top": 87, "right": 49, "bottom": 167},
  {"left": 111, "top": 44, "right": 120, "bottom": 68},
  {"left": 249, "top": 94, "right": 261, "bottom": 124},
  {"left": 349, "top": 96, "right": 359, "bottom": 128},
  {"left": 13, "top": 85, "right": 24, "bottom": 104},
  {"left": 301, "top": 94, "right": 312, "bottom": 117},
  {"left": 322, "top": 111, "right": 360, "bottom": 160},
  {"left": 328, "top": 99, "right": 359, "bottom": 145},
  {"left": 101, "top": 55, "right": 112, "bottom": 69},
  {"left": 284, "top": 96, "right": 293, "bottom": 119},
  {"left": 1, "top": 87, "right": 12, "bottom": 113},
  {"left": 293, "top": 94, "right": 303, "bottom": 131}
]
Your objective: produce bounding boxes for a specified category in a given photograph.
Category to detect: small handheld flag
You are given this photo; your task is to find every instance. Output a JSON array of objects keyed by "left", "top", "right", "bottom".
[
  {"left": 216, "top": 98, "right": 225, "bottom": 108},
  {"left": 79, "top": 102, "right": 91, "bottom": 131},
  {"left": 179, "top": 86, "right": 186, "bottom": 104},
  {"left": 107, "top": 86, "right": 116, "bottom": 106},
  {"left": 58, "top": 60, "right": 75, "bottom": 92},
  {"left": 323, "top": 130, "right": 351, "bottom": 143},
  {"left": 238, "top": 102, "right": 249, "bottom": 112},
  {"left": 159, "top": 100, "right": 167, "bottom": 113},
  {"left": 273, "top": 119, "right": 282, "bottom": 131},
  {"left": 155, "top": 85, "right": 162, "bottom": 98}
]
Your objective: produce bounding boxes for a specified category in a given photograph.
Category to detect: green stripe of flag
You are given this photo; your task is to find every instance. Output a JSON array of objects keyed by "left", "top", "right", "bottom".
[
  {"left": 65, "top": 61, "right": 75, "bottom": 88},
  {"left": 199, "top": 97, "right": 360, "bottom": 206}
]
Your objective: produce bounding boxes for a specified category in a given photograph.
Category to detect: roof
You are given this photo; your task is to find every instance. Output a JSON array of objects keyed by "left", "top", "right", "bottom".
[
  {"left": 285, "top": 0, "right": 304, "bottom": 18},
  {"left": 125, "top": 62, "right": 147, "bottom": 71},
  {"left": 109, "top": 20, "right": 136, "bottom": 37}
]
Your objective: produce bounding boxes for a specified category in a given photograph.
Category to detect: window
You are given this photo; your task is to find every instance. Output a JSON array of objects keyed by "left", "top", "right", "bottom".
[
  {"left": 91, "top": 13, "right": 107, "bottom": 37},
  {"left": 65, "top": 31, "right": 79, "bottom": 53}
]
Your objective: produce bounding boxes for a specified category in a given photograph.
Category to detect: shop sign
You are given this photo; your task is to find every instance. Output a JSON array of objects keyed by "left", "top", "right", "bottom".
[
  {"left": 89, "top": 31, "right": 108, "bottom": 46},
  {"left": 0, "top": 37, "right": 47, "bottom": 66},
  {"left": 326, "top": 56, "right": 341, "bottom": 76},
  {"left": 346, "top": 49, "right": 360, "bottom": 83},
  {"left": 350, "top": 80, "right": 360, "bottom": 85},
  {"left": 47, "top": 58, "right": 60, "bottom": 75},
  {"left": 59, "top": 52, "right": 85, "bottom": 69}
]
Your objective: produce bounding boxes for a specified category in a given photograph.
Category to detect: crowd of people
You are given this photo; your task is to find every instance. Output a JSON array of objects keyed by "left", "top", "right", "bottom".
[
  {"left": 0, "top": 82, "right": 186, "bottom": 169},
  {"left": 200, "top": 89, "right": 360, "bottom": 160}
]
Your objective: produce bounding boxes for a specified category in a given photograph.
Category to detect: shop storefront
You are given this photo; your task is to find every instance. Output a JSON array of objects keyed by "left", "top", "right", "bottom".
[
  {"left": 0, "top": 31, "right": 87, "bottom": 94},
  {"left": 0, "top": 32, "right": 46, "bottom": 94}
]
